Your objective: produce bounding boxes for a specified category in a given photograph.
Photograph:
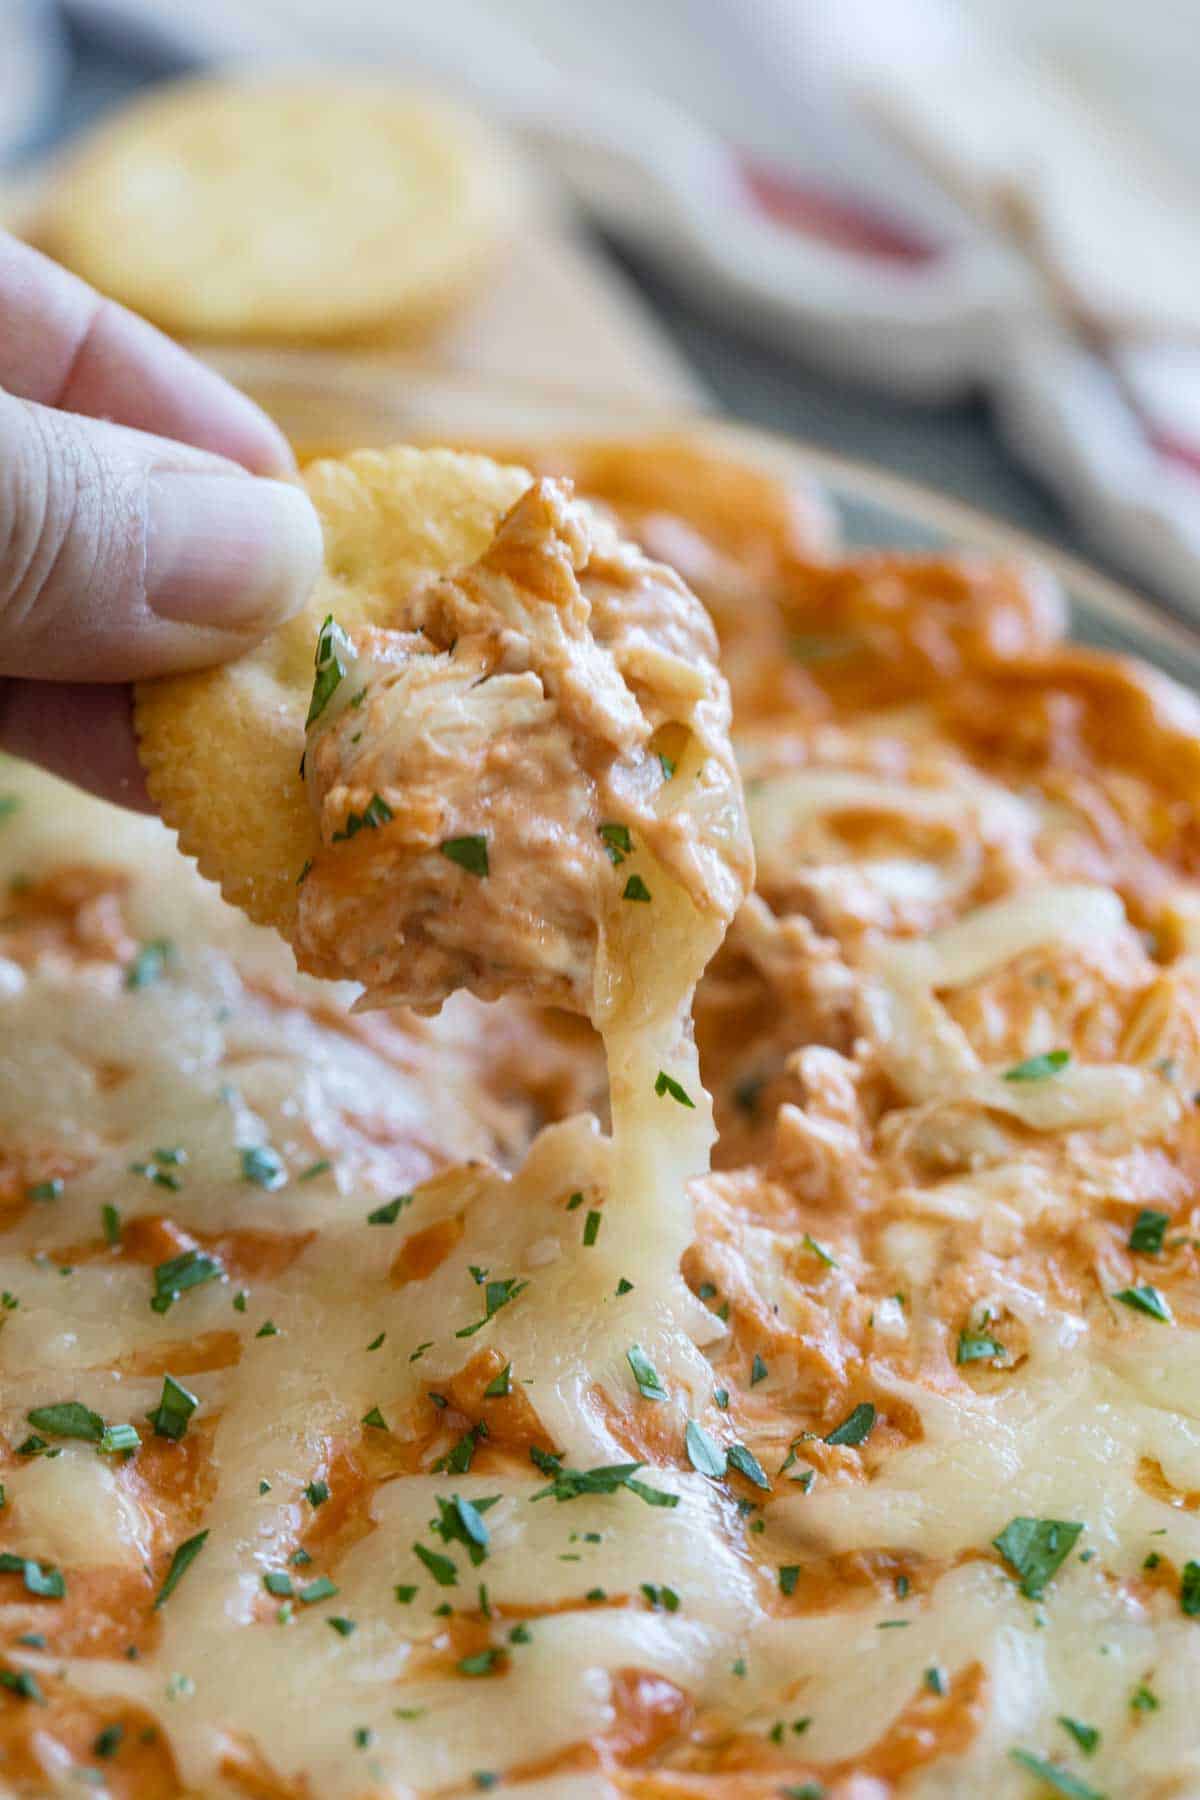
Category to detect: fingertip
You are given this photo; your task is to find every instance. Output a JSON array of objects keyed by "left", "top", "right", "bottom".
[{"left": 146, "top": 470, "right": 323, "bottom": 632}]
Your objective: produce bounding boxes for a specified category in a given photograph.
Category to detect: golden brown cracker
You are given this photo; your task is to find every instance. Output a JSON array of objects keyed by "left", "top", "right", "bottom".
[
  {"left": 38, "top": 77, "right": 518, "bottom": 343},
  {"left": 135, "top": 447, "right": 531, "bottom": 939}
]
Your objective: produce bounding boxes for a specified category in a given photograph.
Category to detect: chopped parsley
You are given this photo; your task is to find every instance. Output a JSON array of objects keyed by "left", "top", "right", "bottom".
[
  {"left": 529, "top": 1449, "right": 677, "bottom": 1509},
  {"left": 327, "top": 1617, "right": 356, "bottom": 1637},
  {"left": 26, "top": 1401, "right": 104, "bottom": 1442},
  {"left": 93, "top": 1723, "right": 124, "bottom": 1759},
  {"left": 306, "top": 615, "right": 352, "bottom": 728},
  {"left": 147, "top": 1375, "right": 199, "bottom": 1447},
  {"left": 431, "top": 1494, "right": 497, "bottom": 1567},
  {"left": 150, "top": 1249, "right": 222, "bottom": 1314},
  {"left": 483, "top": 1362, "right": 512, "bottom": 1397},
  {"left": 957, "top": 1330, "right": 1007, "bottom": 1365},
  {"left": 657, "top": 752, "right": 676, "bottom": 780},
  {"left": 654, "top": 1070, "right": 695, "bottom": 1108},
  {"left": 802, "top": 1232, "right": 837, "bottom": 1268},
  {"left": 456, "top": 1276, "right": 528, "bottom": 1338},
  {"left": 924, "top": 1666, "right": 946, "bottom": 1695},
  {"left": 1131, "top": 1683, "right": 1159, "bottom": 1712},
  {"left": 778, "top": 1565, "right": 800, "bottom": 1596},
  {"left": 0, "top": 1669, "right": 44, "bottom": 1704},
  {"left": 367, "top": 1194, "right": 412, "bottom": 1224},
  {"left": 1112, "top": 1284, "right": 1172, "bottom": 1322},
  {"left": 99, "top": 1423, "right": 139, "bottom": 1456},
  {"left": 124, "top": 939, "right": 172, "bottom": 991},
  {"left": 582, "top": 1210, "right": 602, "bottom": 1246},
  {"left": 726, "top": 1443, "right": 770, "bottom": 1490},
  {"left": 615, "top": 1276, "right": 634, "bottom": 1296},
  {"left": 101, "top": 1204, "right": 121, "bottom": 1246},
  {"left": 750, "top": 1354, "right": 769, "bottom": 1387},
  {"left": 297, "top": 1576, "right": 338, "bottom": 1606},
  {"left": 0, "top": 1553, "right": 65, "bottom": 1598},
  {"left": 440, "top": 836, "right": 489, "bottom": 879},
  {"left": 263, "top": 1571, "right": 293, "bottom": 1598},
  {"left": 239, "top": 1145, "right": 286, "bottom": 1190},
  {"left": 992, "top": 1517, "right": 1084, "bottom": 1599},
  {"left": 640, "top": 1583, "right": 680, "bottom": 1611},
  {"left": 305, "top": 1480, "right": 330, "bottom": 1509},
  {"left": 395, "top": 1585, "right": 417, "bottom": 1604},
  {"left": 366, "top": 1333, "right": 386, "bottom": 1352},
  {"left": 1008, "top": 1749, "right": 1104, "bottom": 1799},
  {"left": 256, "top": 1320, "right": 278, "bottom": 1339},
  {"left": 627, "top": 1345, "right": 668, "bottom": 1402},
  {"left": 298, "top": 1159, "right": 331, "bottom": 1182},
  {"left": 598, "top": 823, "right": 632, "bottom": 865},
  {"left": 458, "top": 1649, "right": 502, "bottom": 1677},
  {"left": 622, "top": 874, "right": 652, "bottom": 903},
  {"left": 685, "top": 1420, "right": 726, "bottom": 1478},
  {"left": 1129, "top": 1209, "right": 1169, "bottom": 1254},
  {"left": 1180, "top": 1560, "right": 1200, "bottom": 1616},
  {"left": 25, "top": 1179, "right": 63, "bottom": 1203},
  {"left": 1057, "top": 1717, "right": 1099, "bottom": 1755},
  {"left": 1003, "top": 1049, "right": 1070, "bottom": 1082},
  {"left": 413, "top": 1543, "right": 458, "bottom": 1587},
  {"left": 361, "top": 1406, "right": 389, "bottom": 1431},
  {"left": 824, "top": 1402, "right": 876, "bottom": 1447},
  {"left": 153, "top": 1531, "right": 208, "bottom": 1609},
  {"left": 332, "top": 794, "right": 393, "bottom": 840}
]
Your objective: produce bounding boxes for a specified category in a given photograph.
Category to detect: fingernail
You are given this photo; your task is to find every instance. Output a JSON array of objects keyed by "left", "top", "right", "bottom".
[{"left": 146, "top": 472, "right": 323, "bottom": 630}]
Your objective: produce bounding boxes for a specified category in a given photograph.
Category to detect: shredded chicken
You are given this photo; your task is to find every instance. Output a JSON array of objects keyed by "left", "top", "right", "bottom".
[{"left": 296, "top": 477, "right": 752, "bottom": 1016}]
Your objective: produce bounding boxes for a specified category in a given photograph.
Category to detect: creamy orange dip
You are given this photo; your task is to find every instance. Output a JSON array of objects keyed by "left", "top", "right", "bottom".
[{"left": 3, "top": 437, "right": 1200, "bottom": 1796}]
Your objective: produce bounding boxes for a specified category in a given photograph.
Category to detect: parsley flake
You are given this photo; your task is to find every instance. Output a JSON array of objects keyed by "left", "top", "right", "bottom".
[
  {"left": 306, "top": 615, "right": 352, "bottom": 728},
  {"left": 1181, "top": 1560, "right": 1200, "bottom": 1616},
  {"left": 582, "top": 1209, "right": 602, "bottom": 1246},
  {"left": 150, "top": 1249, "right": 222, "bottom": 1314},
  {"left": 993, "top": 1517, "right": 1084, "bottom": 1598},
  {"left": 726, "top": 1443, "right": 770, "bottom": 1490},
  {"left": 413, "top": 1543, "right": 458, "bottom": 1587},
  {"left": 239, "top": 1146, "right": 286, "bottom": 1190},
  {"left": 367, "top": 1194, "right": 412, "bottom": 1225},
  {"left": 305, "top": 1480, "right": 330, "bottom": 1509},
  {"left": 1003, "top": 1049, "right": 1070, "bottom": 1082},
  {"left": 1008, "top": 1749, "right": 1104, "bottom": 1799},
  {"left": 622, "top": 874, "right": 652, "bottom": 903},
  {"left": 125, "top": 939, "right": 172, "bottom": 991},
  {"left": 685, "top": 1420, "right": 726, "bottom": 1478},
  {"left": 456, "top": 1276, "right": 528, "bottom": 1339},
  {"left": 957, "top": 1330, "right": 1007, "bottom": 1365},
  {"left": 598, "top": 823, "right": 632, "bottom": 865},
  {"left": 332, "top": 794, "right": 393, "bottom": 841},
  {"left": 1058, "top": 1717, "right": 1100, "bottom": 1755},
  {"left": 1129, "top": 1209, "right": 1169, "bottom": 1254},
  {"left": 483, "top": 1362, "right": 512, "bottom": 1397},
  {"left": 154, "top": 1531, "right": 208, "bottom": 1609},
  {"left": 101, "top": 1204, "right": 121, "bottom": 1246},
  {"left": 441, "top": 835, "right": 489, "bottom": 878},
  {"left": 824, "top": 1402, "right": 876, "bottom": 1447},
  {"left": 750, "top": 1354, "right": 769, "bottom": 1387},
  {"left": 458, "top": 1648, "right": 502, "bottom": 1677},
  {"left": 26, "top": 1401, "right": 103, "bottom": 1442},
  {"left": 1113, "top": 1284, "right": 1172, "bottom": 1322},
  {"left": 654, "top": 1070, "right": 695, "bottom": 1108},
  {"left": 627, "top": 1345, "right": 668, "bottom": 1402}
]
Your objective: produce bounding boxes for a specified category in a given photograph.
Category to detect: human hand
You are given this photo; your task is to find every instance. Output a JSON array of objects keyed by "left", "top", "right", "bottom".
[{"left": 0, "top": 231, "right": 322, "bottom": 809}]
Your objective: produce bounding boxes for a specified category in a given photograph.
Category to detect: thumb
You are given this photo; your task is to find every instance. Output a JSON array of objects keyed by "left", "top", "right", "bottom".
[{"left": 0, "top": 389, "right": 322, "bottom": 682}]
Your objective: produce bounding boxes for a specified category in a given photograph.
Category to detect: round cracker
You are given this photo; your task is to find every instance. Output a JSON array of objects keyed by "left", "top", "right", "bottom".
[
  {"left": 135, "top": 447, "right": 531, "bottom": 939},
  {"left": 38, "top": 78, "right": 517, "bottom": 343}
]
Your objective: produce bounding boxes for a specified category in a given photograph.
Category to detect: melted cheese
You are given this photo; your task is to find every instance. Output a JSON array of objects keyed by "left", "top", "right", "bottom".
[{"left": 4, "top": 440, "right": 1200, "bottom": 1797}]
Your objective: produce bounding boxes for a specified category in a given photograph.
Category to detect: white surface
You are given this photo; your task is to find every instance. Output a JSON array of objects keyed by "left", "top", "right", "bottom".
[{"left": 10, "top": 0, "right": 1200, "bottom": 608}]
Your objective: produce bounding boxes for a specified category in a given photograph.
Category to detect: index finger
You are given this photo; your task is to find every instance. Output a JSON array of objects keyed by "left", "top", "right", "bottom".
[{"left": 0, "top": 231, "right": 295, "bottom": 475}]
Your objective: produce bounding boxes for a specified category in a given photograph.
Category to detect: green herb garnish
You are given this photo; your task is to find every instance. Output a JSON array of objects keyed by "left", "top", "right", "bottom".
[
  {"left": 1003, "top": 1049, "right": 1070, "bottom": 1082},
  {"left": 993, "top": 1517, "right": 1084, "bottom": 1599},
  {"left": 440, "top": 836, "right": 489, "bottom": 878}
]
